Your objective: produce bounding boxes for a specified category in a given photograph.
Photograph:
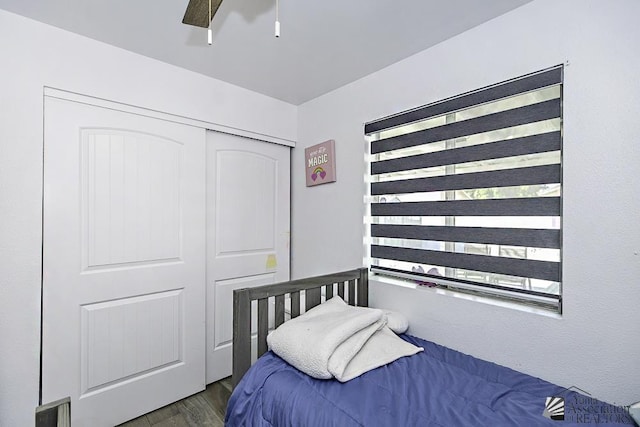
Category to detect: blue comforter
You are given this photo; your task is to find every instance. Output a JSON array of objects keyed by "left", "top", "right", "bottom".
[{"left": 226, "top": 335, "right": 633, "bottom": 426}]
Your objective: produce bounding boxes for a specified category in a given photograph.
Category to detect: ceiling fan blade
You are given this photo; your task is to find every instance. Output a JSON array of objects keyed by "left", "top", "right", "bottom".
[{"left": 182, "top": 0, "right": 223, "bottom": 28}]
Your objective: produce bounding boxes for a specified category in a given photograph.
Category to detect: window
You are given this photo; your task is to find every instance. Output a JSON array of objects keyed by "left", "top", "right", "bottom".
[{"left": 365, "top": 66, "right": 563, "bottom": 311}]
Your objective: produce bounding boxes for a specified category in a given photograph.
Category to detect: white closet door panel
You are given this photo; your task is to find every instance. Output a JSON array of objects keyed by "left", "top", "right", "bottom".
[
  {"left": 42, "top": 96, "right": 206, "bottom": 427},
  {"left": 84, "top": 130, "right": 182, "bottom": 269},
  {"left": 80, "top": 290, "right": 182, "bottom": 393},
  {"left": 206, "top": 131, "right": 290, "bottom": 384},
  {"left": 215, "top": 150, "right": 277, "bottom": 254}
]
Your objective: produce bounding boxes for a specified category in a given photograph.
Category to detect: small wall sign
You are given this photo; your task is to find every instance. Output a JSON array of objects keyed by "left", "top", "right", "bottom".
[{"left": 305, "top": 139, "right": 336, "bottom": 187}]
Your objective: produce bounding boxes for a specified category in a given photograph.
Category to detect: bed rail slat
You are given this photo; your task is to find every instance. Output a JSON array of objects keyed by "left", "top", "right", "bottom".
[
  {"left": 325, "top": 284, "right": 334, "bottom": 299},
  {"left": 306, "top": 287, "right": 321, "bottom": 311},
  {"left": 348, "top": 279, "right": 356, "bottom": 306},
  {"left": 291, "top": 291, "right": 300, "bottom": 318},
  {"left": 358, "top": 268, "right": 369, "bottom": 307},
  {"left": 233, "top": 289, "right": 252, "bottom": 387},
  {"left": 274, "top": 295, "right": 285, "bottom": 328},
  {"left": 257, "top": 298, "right": 269, "bottom": 357},
  {"left": 338, "top": 282, "right": 345, "bottom": 299}
]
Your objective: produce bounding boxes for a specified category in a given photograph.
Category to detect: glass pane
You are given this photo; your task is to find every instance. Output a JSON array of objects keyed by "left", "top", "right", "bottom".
[
  {"left": 372, "top": 258, "right": 559, "bottom": 295},
  {"left": 372, "top": 141, "right": 447, "bottom": 162},
  {"left": 454, "top": 85, "right": 560, "bottom": 122},
  {"left": 371, "top": 183, "right": 561, "bottom": 202},
  {"left": 456, "top": 183, "right": 561, "bottom": 200},
  {"left": 373, "top": 85, "right": 560, "bottom": 143},
  {"left": 372, "top": 237, "right": 560, "bottom": 262},
  {"left": 371, "top": 119, "right": 561, "bottom": 163},
  {"left": 449, "top": 119, "right": 560, "bottom": 150},
  {"left": 376, "top": 116, "right": 447, "bottom": 140},
  {"left": 374, "top": 151, "right": 560, "bottom": 183},
  {"left": 373, "top": 216, "right": 561, "bottom": 229}
]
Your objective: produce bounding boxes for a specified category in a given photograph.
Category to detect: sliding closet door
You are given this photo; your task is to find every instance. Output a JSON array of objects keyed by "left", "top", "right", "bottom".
[
  {"left": 206, "top": 131, "right": 290, "bottom": 383},
  {"left": 42, "top": 96, "right": 206, "bottom": 427}
]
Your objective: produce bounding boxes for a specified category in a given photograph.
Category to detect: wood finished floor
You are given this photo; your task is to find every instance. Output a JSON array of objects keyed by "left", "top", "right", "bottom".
[{"left": 118, "top": 377, "right": 232, "bottom": 427}]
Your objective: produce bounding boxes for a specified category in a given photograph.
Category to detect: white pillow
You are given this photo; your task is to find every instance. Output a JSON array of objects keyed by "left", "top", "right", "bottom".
[{"left": 383, "top": 310, "right": 409, "bottom": 334}]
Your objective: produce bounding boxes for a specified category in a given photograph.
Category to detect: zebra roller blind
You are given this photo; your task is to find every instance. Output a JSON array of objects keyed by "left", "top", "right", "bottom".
[{"left": 366, "top": 66, "right": 563, "bottom": 310}]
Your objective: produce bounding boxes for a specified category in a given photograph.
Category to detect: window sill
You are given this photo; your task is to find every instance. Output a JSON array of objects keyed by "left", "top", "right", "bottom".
[{"left": 369, "top": 273, "right": 562, "bottom": 319}]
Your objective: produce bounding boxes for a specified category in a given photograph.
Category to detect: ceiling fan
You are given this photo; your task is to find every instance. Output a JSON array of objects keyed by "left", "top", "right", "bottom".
[
  {"left": 182, "top": 0, "right": 222, "bottom": 28},
  {"left": 182, "top": 0, "right": 281, "bottom": 40}
]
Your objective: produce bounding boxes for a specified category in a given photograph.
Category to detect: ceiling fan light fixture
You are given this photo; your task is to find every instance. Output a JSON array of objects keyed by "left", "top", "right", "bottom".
[
  {"left": 207, "top": 0, "right": 212, "bottom": 45},
  {"left": 274, "top": 0, "right": 281, "bottom": 38}
]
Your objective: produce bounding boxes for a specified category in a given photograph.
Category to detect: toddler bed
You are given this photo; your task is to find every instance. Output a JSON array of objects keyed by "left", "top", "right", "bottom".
[{"left": 226, "top": 268, "right": 634, "bottom": 426}]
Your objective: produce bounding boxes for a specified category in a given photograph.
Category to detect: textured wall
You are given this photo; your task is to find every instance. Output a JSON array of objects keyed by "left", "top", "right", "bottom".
[
  {"left": 293, "top": 0, "right": 640, "bottom": 405},
  {"left": 0, "top": 10, "right": 296, "bottom": 426}
]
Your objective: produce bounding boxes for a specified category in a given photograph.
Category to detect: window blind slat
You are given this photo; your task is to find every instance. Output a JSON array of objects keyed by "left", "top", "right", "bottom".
[
  {"left": 371, "top": 164, "right": 560, "bottom": 195},
  {"left": 371, "top": 131, "right": 561, "bottom": 175},
  {"left": 371, "top": 245, "right": 560, "bottom": 282},
  {"left": 371, "top": 224, "right": 560, "bottom": 249},
  {"left": 371, "top": 197, "right": 560, "bottom": 217},
  {"left": 365, "top": 67, "right": 562, "bottom": 134},
  {"left": 371, "top": 98, "right": 560, "bottom": 155}
]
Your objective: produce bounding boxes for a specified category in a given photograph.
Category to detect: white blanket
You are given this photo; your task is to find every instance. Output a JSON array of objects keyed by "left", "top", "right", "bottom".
[{"left": 267, "top": 296, "right": 423, "bottom": 382}]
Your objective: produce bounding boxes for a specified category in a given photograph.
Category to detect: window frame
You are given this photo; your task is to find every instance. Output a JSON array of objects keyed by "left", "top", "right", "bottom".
[{"left": 364, "top": 66, "right": 563, "bottom": 312}]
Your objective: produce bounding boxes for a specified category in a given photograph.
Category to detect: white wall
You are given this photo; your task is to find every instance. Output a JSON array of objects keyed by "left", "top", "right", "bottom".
[
  {"left": 293, "top": 0, "right": 640, "bottom": 405},
  {"left": 0, "top": 10, "right": 296, "bottom": 427}
]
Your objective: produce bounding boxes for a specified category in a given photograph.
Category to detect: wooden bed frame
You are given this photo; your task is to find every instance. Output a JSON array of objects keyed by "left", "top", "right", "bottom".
[{"left": 232, "top": 268, "right": 369, "bottom": 387}]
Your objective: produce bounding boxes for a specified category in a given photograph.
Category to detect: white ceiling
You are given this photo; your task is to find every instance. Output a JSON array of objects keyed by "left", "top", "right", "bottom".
[{"left": 0, "top": 0, "right": 532, "bottom": 105}]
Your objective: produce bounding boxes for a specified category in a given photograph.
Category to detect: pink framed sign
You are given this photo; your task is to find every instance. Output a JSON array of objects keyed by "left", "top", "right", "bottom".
[{"left": 305, "top": 139, "right": 336, "bottom": 187}]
